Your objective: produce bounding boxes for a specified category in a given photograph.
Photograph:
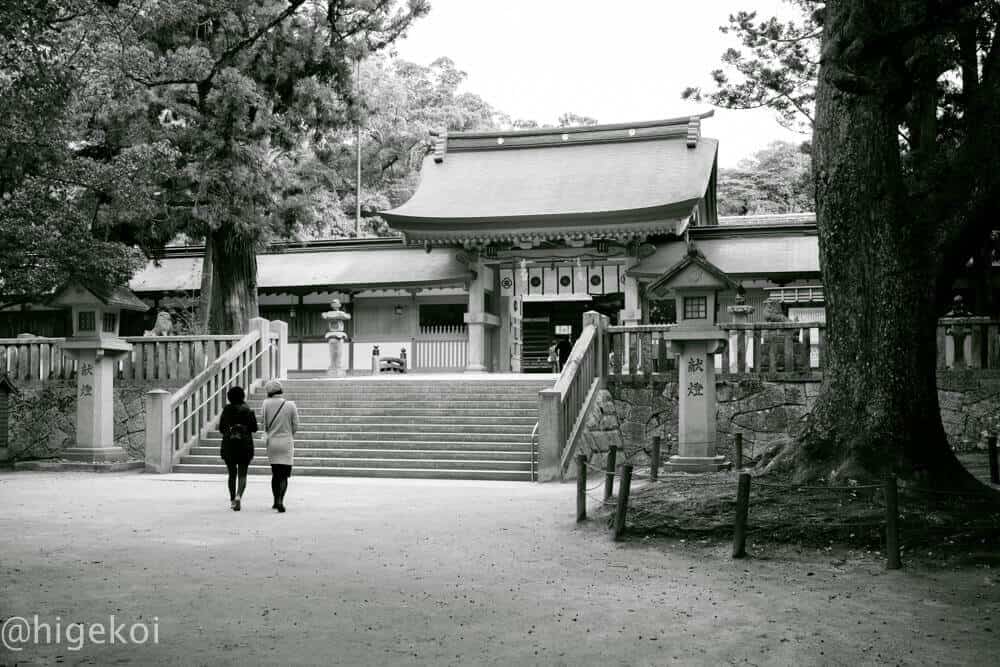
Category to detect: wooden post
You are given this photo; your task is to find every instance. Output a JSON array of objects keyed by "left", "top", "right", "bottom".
[
  {"left": 735, "top": 433, "right": 743, "bottom": 470},
  {"left": 613, "top": 464, "right": 633, "bottom": 542},
  {"left": 650, "top": 435, "right": 661, "bottom": 481},
  {"left": 884, "top": 473, "right": 902, "bottom": 570},
  {"left": 604, "top": 445, "right": 618, "bottom": 500},
  {"left": 988, "top": 434, "right": 999, "bottom": 485},
  {"left": 576, "top": 454, "right": 587, "bottom": 522},
  {"left": 732, "top": 472, "right": 751, "bottom": 558}
]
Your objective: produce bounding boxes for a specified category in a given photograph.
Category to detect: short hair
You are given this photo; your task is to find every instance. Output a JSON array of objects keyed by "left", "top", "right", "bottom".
[
  {"left": 227, "top": 386, "right": 246, "bottom": 404},
  {"left": 265, "top": 380, "right": 283, "bottom": 397}
]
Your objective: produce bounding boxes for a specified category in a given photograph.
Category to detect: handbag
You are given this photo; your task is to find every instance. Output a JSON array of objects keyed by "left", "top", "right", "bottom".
[{"left": 263, "top": 400, "right": 287, "bottom": 445}]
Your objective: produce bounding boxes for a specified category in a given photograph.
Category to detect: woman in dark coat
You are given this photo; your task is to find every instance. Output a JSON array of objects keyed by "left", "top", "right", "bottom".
[{"left": 219, "top": 386, "right": 258, "bottom": 511}]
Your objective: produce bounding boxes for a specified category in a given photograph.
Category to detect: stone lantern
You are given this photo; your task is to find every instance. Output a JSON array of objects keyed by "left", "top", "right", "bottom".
[
  {"left": 321, "top": 299, "right": 351, "bottom": 377},
  {"left": 646, "top": 244, "right": 734, "bottom": 472},
  {"left": 50, "top": 282, "right": 148, "bottom": 463}
]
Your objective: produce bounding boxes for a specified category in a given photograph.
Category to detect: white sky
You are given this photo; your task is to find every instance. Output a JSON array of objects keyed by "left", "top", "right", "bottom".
[{"left": 391, "top": 0, "right": 808, "bottom": 167}]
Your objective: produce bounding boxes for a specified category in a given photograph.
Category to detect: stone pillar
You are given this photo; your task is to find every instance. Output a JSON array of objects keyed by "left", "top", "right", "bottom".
[
  {"left": 582, "top": 310, "right": 606, "bottom": 378},
  {"left": 665, "top": 340, "right": 728, "bottom": 472},
  {"left": 62, "top": 348, "right": 124, "bottom": 462},
  {"left": 269, "top": 319, "right": 289, "bottom": 379},
  {"left": 251, "top": 316, "right": 271, "bottom": 383},
  {"left": 618, "top": 258, "right": 641, "bottom": 373},
  {"left": 727, "top": 304, "right": 755, "bottom": 373},
  {"left": 144, "top": 389, "right": 173, "bottom": 473},
  {"left": 537, "top": 387, "right": 562, "bottom": 481},
  {"left": 465, "top": 261, "right": 488, "bottom": 372}
]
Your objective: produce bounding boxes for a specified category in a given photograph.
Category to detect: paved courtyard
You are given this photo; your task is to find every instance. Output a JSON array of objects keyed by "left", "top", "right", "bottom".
[{"left": 0, "top": 472, "right": 997, "bottom": 666}]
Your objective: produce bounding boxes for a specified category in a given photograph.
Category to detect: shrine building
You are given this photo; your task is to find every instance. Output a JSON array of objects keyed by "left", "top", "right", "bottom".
[{"left": 1, "top": 116, "right": 830, "bottom": 373}]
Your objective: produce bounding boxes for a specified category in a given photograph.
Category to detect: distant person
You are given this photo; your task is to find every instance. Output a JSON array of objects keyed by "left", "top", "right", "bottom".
[
  {"left": 557, "top": 336, "right": 572, "bottom": 370},
  {"left": 547, "top": 340, "right": 560, "bottom": 373},
  {"left": 219, "top": 386, "right": 258, "bottom": 511},
  {"left": 262, "top": 380, "right": 299, "bottom": 513}
]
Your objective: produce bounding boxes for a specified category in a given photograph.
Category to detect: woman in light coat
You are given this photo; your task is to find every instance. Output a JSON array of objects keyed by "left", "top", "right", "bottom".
[{"left": 262, "top": 380, "right": 299, "bottom": 512}]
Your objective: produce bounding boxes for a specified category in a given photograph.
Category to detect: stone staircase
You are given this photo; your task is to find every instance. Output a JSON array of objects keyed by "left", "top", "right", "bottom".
[{"left": 173, "top": 377, "right": 553, "bottom": 481}]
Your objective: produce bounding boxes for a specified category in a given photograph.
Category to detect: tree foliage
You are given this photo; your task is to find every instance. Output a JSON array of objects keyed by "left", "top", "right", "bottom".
[
  {"left": 321, "top": 55, "right": 509, "bottom": 237},
  {"left": 682, "top": 1, "right": 819, "bottom": 132},
  {"left": 1, "top": 0, "right": 429, "bottom": 332},
  {"left": 717, "top": 140, "right": 813, "bottom": 215}
]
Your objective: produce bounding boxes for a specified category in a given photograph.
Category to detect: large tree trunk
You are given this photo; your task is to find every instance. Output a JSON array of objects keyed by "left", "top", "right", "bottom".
[
  {"left": 800, "top": 1, "right": 978, "bottom": 488},
  {"left": 206, "top": 224, "right": 258, "bottom": 334}
]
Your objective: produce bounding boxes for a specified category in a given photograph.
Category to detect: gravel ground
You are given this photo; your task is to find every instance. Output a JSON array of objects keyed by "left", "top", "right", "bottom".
[{"left": 0, "top": 471, "right": 997, "bottom": 666}]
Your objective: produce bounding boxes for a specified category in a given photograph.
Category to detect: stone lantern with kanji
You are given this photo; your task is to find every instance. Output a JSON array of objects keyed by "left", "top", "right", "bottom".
[
  {"left": 646, "top": 244, "right": 734, "bottom": 472},
  {"left": 50, "top": 282, "right": 148, "bottom": 463}
]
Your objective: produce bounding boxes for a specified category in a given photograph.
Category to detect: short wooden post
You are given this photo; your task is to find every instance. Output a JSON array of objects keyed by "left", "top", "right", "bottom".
[
  {"left": 650, "top": 436, "right": 661, "bottom": 481},
  {"left": 613, "top": 464, "right": 633, "bottom": 542},
  {"left": 884, "top": 473, "right": 902, "bottom": 570},
  {"left": 735, "top": 433, "right": 744, "bottom": 470},
  {"left": 732, "top": 472, "right": 751, "bottom": 558},
  {"left": 988, "top": 434, "right": 999, "bottom": 484},
  {"left": 604, "top": 445, "right": 618, "bottom": 500},
  {"left": 576, "top": 454, "right": 587, "bottom": 522}
]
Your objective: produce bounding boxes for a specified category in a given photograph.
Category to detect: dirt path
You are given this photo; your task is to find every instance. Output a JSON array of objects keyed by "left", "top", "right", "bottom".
[{"left": 0, "top": 472, "right": 997, "bottom": 666}]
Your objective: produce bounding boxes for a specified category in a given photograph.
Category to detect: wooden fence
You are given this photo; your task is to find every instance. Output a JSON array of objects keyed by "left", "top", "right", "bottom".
[
  {"left": 412, "top": 326, "right": 468, "bottom": 370},
  {"left": 0, "top": 335, "right": 245, "bottom": 384}
]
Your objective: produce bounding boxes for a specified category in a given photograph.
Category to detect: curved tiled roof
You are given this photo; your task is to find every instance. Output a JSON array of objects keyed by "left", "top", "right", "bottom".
[
  {"left": 382, "top": 116, "right": 718, "bottom": 242},
  {"left": 130, "top": 246, "right": 472, "bottom": 293}
]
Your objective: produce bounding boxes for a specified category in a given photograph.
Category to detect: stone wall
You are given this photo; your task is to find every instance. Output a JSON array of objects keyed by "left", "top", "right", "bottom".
[
  {"left": 577, "top": 371, "right": 999, "bottom": 468},
  {"left": 937, "top": 370, "right": 1000, "bottom": 451},
  {"left": 5, "top": 382, "right": 166, "bottom": 462}
]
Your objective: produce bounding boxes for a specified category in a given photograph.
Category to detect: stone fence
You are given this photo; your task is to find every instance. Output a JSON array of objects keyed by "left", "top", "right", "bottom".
[{"left": 577, "top": 370, "right": 1000, "bottom": 469}]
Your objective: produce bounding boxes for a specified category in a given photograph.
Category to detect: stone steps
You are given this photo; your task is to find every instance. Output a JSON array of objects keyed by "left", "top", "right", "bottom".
[
  {"left": 280, "top": 407, "right": 538, "bottom": 416},
  {"left": 247, "top": 400, "right": 538, "bottom": 409},
  {"left": 189, "top": 446, "right": 530, "bottom": 459},
  {"left": 177, "top": 377, "right": 547, "bottom": 481},
  {"left": 207, "top": 424, "right": 533, "bottom": 438},
  {"left": 294, "top": 414, "right": 537, "bottom": 425},
  {"left": 171, "top": 463, "right": 532, "bottom": 481},
  {"left": 180, "top": 454, "right": 531, "bottom": 471}
]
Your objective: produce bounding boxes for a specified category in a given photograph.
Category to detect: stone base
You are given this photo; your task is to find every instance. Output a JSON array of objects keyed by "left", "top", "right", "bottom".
[
  {"left": 14, "top": 460, "right": 143, "bottom": 473},
  {"left": 663, "top": 455, "right": 730, "bottom": 473},
  {"left": 326, "top": 368, "right": 347, "bottom": 377},
  {"left": 465, "top": 364, "right": 487, "bottom": 373},
  {"left": 61, "top": 447, "right": 126, "bottom": 463}
]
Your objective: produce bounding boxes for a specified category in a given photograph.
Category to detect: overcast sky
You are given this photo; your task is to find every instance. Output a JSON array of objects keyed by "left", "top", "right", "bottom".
[{"left": 392, "top": 0, "right": 808, "bottom": 167}]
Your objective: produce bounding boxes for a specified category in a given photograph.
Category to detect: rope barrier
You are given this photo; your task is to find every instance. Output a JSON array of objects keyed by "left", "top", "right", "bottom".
[{"left": 750, "top": 480, "right": 883, "bottom": 492}]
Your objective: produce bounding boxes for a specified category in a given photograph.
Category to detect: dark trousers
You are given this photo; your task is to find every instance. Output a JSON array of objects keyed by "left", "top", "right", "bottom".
[
  {"left": 226, "top": 462, "right": 249, "bottom": 500},
  {"left": 271, "top": 464, "right": 292, "bottom": 504}
]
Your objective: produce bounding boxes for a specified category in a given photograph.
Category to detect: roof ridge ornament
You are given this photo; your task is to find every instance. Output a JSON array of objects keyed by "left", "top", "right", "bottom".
[
  {"left": 430, "top": 129, "right": 448, "bottom": 163},
  {"left": 686, "top": 116, "right": 700, "bottom": 148}
]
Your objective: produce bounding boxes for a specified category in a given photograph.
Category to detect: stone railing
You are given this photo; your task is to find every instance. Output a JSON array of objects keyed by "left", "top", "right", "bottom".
[
  {"left": 539, "top": 311, "right": 608, "bottom": 481},
  {"left": 0, "top": 334, "right": 246, "bottom": 384},
  {"left": 722, "top": 322, "right": 824, "bottom": 376},
  {"left": 936, "top": 317, "right": 1000, "bottom": 370},
  {"left": 145, "top": 318, "right": 288, "bottom": 473}
]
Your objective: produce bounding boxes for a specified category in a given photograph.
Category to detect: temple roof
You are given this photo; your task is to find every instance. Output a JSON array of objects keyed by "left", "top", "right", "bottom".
[
  {"left": 382, "top": 115, "right": 718, "bottom": 244},
  {"left": 629, "top": 235, "right": 820, "bottom": 279},
  {"left": 130, "top": 246, "right": 472, "bottom": 294}
]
